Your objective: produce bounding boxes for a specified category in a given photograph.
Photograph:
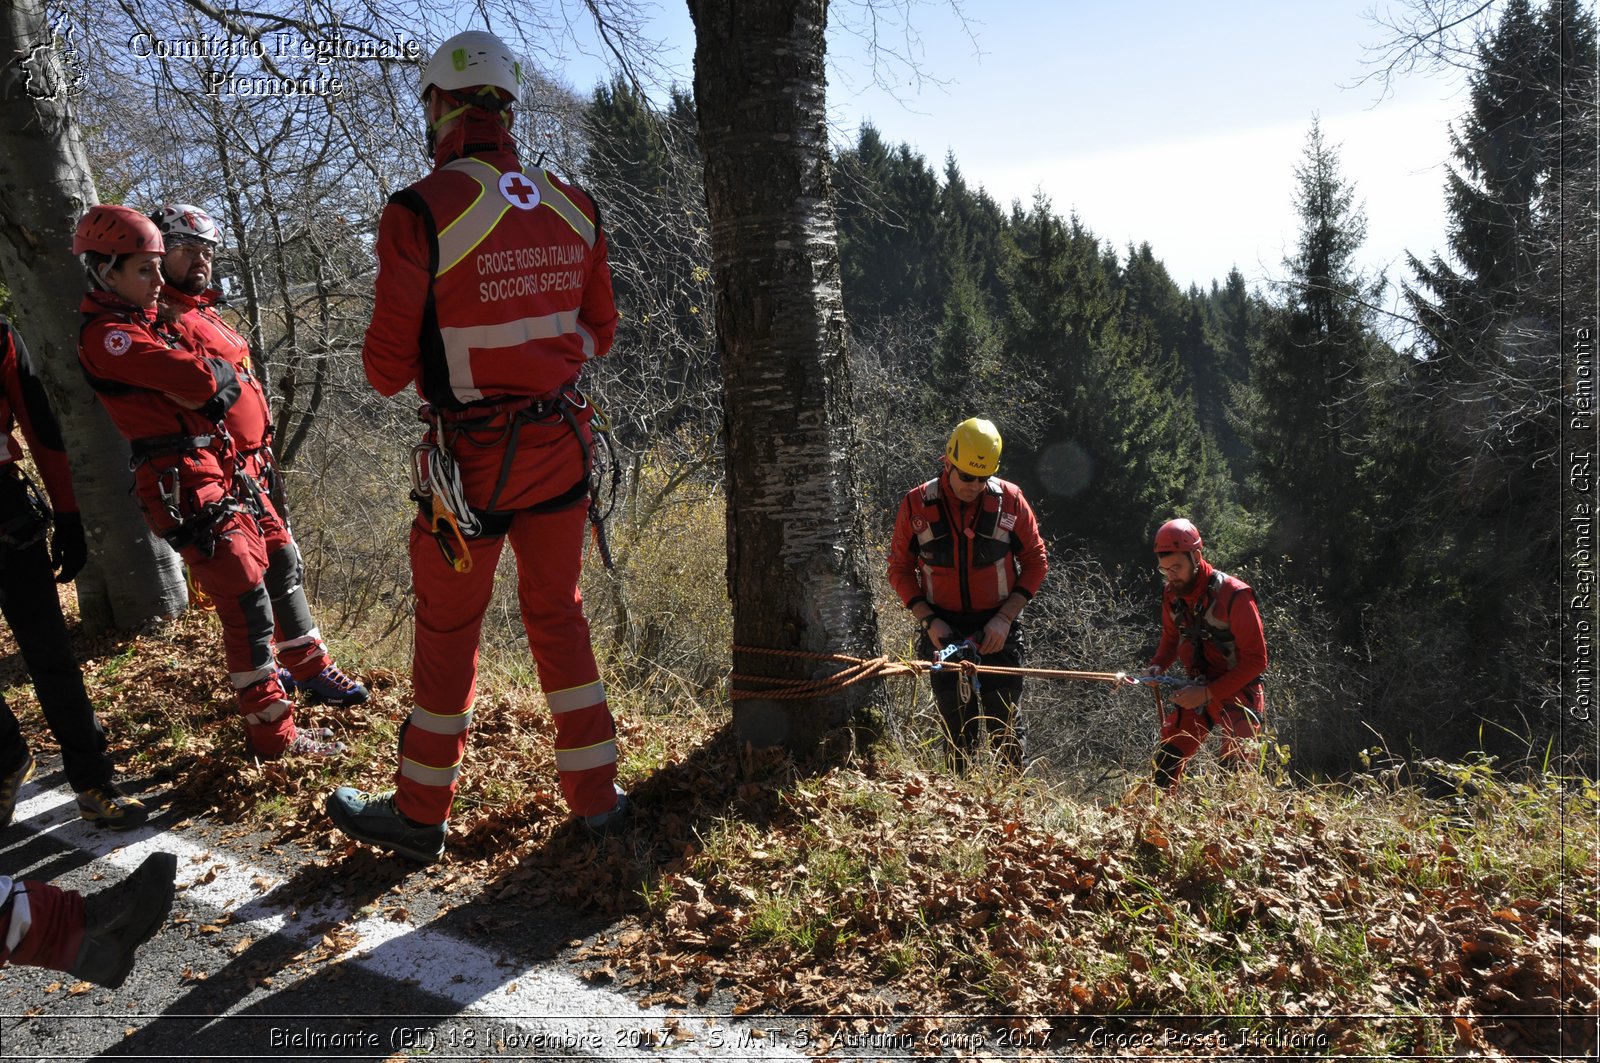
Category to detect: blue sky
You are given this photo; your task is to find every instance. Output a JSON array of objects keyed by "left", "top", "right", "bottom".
[{"left": 493, "top": 1, "right": 1490, "bottom": 303}]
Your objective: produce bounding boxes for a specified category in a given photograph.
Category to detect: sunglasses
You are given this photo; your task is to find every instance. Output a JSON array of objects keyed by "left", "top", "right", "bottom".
[
  {"left": 953, "top": 469, "right": 989, "bottom": 484},
  {"left": 167, "top": 237, "right": 216, "bottom": 258}
]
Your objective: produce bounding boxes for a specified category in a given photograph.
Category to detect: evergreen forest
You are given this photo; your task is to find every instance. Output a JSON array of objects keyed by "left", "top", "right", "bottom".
[{"left": 587, "top": 0, "right": 1596, "bottom": 776}]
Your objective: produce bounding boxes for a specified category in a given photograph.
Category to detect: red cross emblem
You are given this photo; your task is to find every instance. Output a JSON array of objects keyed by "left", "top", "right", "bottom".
[{"left": 498, "top": 171, "right": 541, "bottom": 211}]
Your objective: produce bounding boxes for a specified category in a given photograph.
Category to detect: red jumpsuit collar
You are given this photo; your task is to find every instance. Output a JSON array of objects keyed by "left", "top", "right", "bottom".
[
  {"left": 431, "top": 115, "right": 520, "bottom": 169},
  {"left": 158, "top": 283, "right": 220, "bottom": 313},
  {"left": 82, "top": 289, "right": 156, "bottom": 324}
]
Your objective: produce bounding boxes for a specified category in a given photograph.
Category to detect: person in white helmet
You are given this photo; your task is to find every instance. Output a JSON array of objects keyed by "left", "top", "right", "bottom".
[
  {"left": 149, "top": 203, "right": 369, "bottom": 710},
  {"left": 328, "top": 29, "right": 626, "bottom": 863}
]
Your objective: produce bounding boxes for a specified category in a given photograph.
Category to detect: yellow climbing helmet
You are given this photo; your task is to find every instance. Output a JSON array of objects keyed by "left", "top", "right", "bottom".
[{"left": 945, "top": 417, "right": 1002, "bottom": 476}]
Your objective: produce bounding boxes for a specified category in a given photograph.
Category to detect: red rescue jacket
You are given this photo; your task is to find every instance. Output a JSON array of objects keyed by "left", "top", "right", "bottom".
[
  {"left": 162, "top": 286, "right": 271, "bottom": 455},
  {"left": 1150, "top": 558, "right": 1268, "bottom": 710},
  {"left": 0, "top": 317, "right": 77, "bottom": 514},
  {"left": 361, "top": 147, "right": 618, "bottom": 407},
  {"left": 888, "top": 473, "right": 1048, "bottom": 615},
  {"left": 77, "top": 290, "right": 239, "bottom": 480}
]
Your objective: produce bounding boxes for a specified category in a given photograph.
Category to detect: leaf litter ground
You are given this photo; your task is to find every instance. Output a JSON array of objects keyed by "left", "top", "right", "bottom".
[{"left": 4, "top": 606, "right": 1595, "bottom": 1059}]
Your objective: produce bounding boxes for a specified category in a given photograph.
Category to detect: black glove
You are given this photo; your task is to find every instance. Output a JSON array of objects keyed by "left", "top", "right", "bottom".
[{"left": 52, "top": 511, "right": 87, "bottom": 583}]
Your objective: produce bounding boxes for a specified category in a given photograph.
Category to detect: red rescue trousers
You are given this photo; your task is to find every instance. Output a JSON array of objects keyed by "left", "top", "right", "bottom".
[
  {"left": 136, "top": 464, "right": 295, "bottom": 755},
  {"left": 1155, "top": 687, "right": 1265, "bottom": 790},
  {"left": 0, "top": 879, "right": 83, "bottom": 971},
  {"left": 241, "top": 454, "right": 333, "bottom": 682},
  {"left": 396, "top": 500, "right": 618, "bottom": 824}
]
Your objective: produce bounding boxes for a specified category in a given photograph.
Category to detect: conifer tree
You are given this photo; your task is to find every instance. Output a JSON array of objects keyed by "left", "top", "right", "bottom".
[
  {"left": 1246, "top": 119, "right": 1389, "bottom": 639},
  {"left": 1393, "top": 0, "right": 1596, "bottom": 725}
]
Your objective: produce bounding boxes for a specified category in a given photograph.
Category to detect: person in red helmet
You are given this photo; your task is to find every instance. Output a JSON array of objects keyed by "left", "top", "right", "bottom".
[
  {"left": 0, "top": 852, "right": 177, "bottom": 989},
  {"left": 149, "top": 203, "right": 368, "bottom": 710},
  {"left": 327, "top": 28, "right": 625, "bottom": 863},
  {"left": 1143, "top": 518, "right": 1268, "bottom": 790},
  {"left": 72, "top": 205, "right": 342, "bottom": 760},
  {"left": 887, "top": 417, "right": 1048, "bottom": 769},
  {"left": 0, "top": 316, "right": 147, "bottom": 830}
]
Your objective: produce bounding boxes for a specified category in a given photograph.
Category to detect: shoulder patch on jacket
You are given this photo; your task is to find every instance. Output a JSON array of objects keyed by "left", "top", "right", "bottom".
[{"left": 103, "top": 330, "right": 132, "bottom": 356}]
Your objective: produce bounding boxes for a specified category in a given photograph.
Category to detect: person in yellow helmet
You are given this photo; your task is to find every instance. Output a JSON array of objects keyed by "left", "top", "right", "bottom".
[{"left": 887, "top": 418, "right": 1048, "bottom": 769}]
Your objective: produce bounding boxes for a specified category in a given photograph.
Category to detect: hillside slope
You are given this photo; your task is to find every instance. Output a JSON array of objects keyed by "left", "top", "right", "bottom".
[{"left": 5, "top": 607, "right": 1593, "bottom": 1059}]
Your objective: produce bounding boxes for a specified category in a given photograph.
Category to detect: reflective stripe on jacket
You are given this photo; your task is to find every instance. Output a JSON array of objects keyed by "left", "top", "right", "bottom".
[{"left": 363, "top": 149, "right": 617, "bottom": 407}]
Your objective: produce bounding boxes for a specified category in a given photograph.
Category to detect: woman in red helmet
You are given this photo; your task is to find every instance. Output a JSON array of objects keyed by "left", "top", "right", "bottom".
[
  {"left": 72, "top": 205, "right": 341, "bottom": 759},
  {"left": 1143, "top": 518, "right": 1268, "bottom": 790}
]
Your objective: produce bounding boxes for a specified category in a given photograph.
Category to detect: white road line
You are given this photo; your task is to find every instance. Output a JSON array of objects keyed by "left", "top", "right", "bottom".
[{"left": 9, "top": 783, "right": 807, "bottom": 1058}]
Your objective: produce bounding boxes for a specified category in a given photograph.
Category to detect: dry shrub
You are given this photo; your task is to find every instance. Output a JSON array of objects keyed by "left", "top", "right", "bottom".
[
  {"left": 579, "top": 452, "right": 732, "bottom": 708},
  {"left": 283, "top": 390, "right": 418, "bottom": 662}
]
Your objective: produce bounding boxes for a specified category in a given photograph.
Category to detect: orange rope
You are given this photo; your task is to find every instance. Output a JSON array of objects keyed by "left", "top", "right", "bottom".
[{"left": 728, "top": 645, "right": 1132, "bottom": 701}]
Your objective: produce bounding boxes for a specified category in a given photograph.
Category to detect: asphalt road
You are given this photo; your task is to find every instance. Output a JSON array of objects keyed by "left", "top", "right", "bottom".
[{"left": 0, "top": 750, "right": 811, "bottom": 1063}]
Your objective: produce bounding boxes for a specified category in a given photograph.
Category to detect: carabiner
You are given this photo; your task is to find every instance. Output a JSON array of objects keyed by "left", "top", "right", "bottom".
[
  {"left": 428, "top": 499, "right": 473, "bottom": 574},
  {"left": 409, "top": 442, "right": 435, "bottom": 497}
]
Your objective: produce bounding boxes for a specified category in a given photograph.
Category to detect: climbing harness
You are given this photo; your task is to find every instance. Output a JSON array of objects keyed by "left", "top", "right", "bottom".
[{"left": 410, "top": 385, "right": 621, "bottom": 576}]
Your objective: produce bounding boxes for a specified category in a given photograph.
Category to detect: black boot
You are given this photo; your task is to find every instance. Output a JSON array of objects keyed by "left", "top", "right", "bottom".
[{"left": 68, "top": 852, "right": 177, "bottom": 988}]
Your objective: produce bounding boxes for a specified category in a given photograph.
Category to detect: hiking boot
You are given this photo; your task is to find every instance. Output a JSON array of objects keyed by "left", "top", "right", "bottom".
[
  {"left": 0, "top": 752, "right": 36, "bottom": 828},
  {"left": 76, "top": 782, "right": 149, "bottom": 830},
  {"left": 326, "top": 787, "right": 446, "bottom": 863},
  {"left": 582, "top": 786, "right": 632, "bottom": 838},
  {"left": 68, "top": 851, "right": 178, "bottom": 989},
  {"left": 300, "top": 664, "right": 369, "bottom": 707},
  {"left": 275, "top": 666, "right": 298, "bottom": 696},
  {"left": 282, "top": 727, "right": 347, "bottom": 758}
]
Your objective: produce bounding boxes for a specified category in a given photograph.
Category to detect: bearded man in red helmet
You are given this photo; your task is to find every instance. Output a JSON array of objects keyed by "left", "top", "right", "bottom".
[
  {"left": 1143, "top": 518, "right": 1268, "bottom": 790},
  {"left": 72, "top": 205, "right": 343, "bottom": 760},
  {"left": 149, "top": 203, "right": 368, "bottom": 710},
  {"left": 327, "top": 29, "right": 625, "bottom": 863}
]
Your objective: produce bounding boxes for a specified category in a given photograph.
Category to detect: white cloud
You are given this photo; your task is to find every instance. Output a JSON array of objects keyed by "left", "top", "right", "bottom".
[{"left": 977, "top": 97, "right": 1457, "bottom": 295}]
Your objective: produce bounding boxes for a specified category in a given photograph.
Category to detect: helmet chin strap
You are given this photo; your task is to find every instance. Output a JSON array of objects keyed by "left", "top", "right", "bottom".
[{"left": 90, "top": 260, "right": 115, "bottom": 291}]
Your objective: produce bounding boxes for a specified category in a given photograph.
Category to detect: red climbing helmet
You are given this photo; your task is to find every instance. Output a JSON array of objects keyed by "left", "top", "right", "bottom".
[
  {"left": 1154, "top": 518, "right": 1203, "bottom": 554},
  {"left": 72, "top": 205, "right": 165, "bottom": 257}
]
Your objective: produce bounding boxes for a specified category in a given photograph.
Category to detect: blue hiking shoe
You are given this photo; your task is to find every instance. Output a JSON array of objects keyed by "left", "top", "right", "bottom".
[
  {"left": 327, "top": 787, "right": 446, "bottom": 863},
  {"left": 300, "top": 664, "right": 369, "bottom": 707}
]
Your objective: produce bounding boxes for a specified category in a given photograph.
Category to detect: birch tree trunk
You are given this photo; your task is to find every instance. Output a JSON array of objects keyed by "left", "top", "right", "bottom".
[
  {"left": 0, "top": 0, "right": 186, "bottom": 631},
  {"left": 687, "top": 0, "right": 883, "bottom": 749}
]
